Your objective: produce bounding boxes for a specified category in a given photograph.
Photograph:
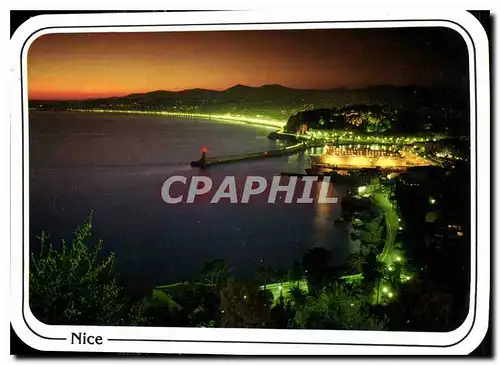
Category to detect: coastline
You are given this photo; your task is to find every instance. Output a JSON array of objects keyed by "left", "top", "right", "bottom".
[{"left": 37, "top": 108, "right": 288, "bottom": 130}]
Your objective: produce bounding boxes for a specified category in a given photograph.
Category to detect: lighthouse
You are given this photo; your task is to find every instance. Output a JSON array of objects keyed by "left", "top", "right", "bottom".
[
  {"left": 190, "top": 147, "right": 209, "bottom": 168},
  {"left": 201, "top": 147, "right": 208, "bottom": 163}
]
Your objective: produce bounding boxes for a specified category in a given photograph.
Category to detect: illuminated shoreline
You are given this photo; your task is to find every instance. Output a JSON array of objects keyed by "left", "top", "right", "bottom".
[
  {"left": 33, "top": 108, "right": 447, "bottom": 146},
  {"left": 67, "top": 108, "right": 286, "bottom": 129}
]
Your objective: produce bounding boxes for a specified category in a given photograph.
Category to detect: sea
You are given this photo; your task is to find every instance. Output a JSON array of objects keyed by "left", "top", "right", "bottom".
[{"left": 29, "top": 111, "right": 351, "bottom": 292}]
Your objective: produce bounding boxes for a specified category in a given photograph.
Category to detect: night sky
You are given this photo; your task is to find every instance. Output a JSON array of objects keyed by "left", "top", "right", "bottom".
[{"left": 28, "top": 27, "right": 469, "bottom": 100}]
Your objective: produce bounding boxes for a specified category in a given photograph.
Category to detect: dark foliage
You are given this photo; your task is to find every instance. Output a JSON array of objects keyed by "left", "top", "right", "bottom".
[{"left": 29, "top": 213, "right": 148, "bottom": 326}]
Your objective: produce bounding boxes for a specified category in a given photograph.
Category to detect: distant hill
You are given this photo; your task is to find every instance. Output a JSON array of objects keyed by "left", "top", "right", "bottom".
[
  {"left": 29, "top": 84, "right": 469, "bottom": 136},
  {"left": 30, "top": 84, "right": 468, "bottom": 110}
]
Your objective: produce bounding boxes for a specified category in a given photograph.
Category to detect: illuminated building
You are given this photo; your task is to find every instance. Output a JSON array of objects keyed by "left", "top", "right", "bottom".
[{"left": 315, "top": 144, "right": 435, "bottom": 170}]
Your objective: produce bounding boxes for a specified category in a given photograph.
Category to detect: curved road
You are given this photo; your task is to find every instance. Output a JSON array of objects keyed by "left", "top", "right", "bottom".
[
  {"left": 263, "top": 188, "right": 400, "bottom": 302},
  {"left": 373, "top": 192, "right": 399, "bottom": 265}
]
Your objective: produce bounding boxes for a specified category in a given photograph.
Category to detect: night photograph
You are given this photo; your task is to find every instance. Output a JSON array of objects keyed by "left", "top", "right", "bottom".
[{"left": 26, "top": 25, "right": 473, "bottom": 334}]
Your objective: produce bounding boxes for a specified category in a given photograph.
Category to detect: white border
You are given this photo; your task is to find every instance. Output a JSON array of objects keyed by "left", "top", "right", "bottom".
[{"left": 9, "top": 10, "right": 490, "bottom": 355}]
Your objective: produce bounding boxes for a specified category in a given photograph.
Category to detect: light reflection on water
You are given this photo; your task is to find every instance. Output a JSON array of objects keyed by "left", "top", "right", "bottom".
[{"left": 313, "top": 183, "right": 336, "bottom": 250}]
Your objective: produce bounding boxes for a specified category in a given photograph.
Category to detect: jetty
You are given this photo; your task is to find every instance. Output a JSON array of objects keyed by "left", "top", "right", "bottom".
[{"left": 190, "top": 142, "right": 308, "bottom": 168}]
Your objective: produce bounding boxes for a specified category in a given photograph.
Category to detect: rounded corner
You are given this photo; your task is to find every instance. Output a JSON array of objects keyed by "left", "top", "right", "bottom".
[
  {"left": 11, "top": 14, "right": 50, "bottom": 44},
  {"left": 11, "top": 310, "right": 48, "bottom": 353},
  {"left": 439, "top": 288, "right": 489, "bottom": 353},
  {"left": 460, "top": 11, "right": 490, "bottom": 48},
  {"left": 442, "top": 11, "right": 489, "bottom": 57},
  {"left": 24, "top": 302, "right": 52, "bottom": 328},
  {"left": 11, "top": 15, "right": 63, "bottom": 65},
  {"left": 10, "top": 320, "right": 39, "bottom": 353},
  {"left": 448, "top": 311, "right": 490, "bottom": 354},
  {"left": 465, "top": 321, "right": 490, "bottom": 354}
]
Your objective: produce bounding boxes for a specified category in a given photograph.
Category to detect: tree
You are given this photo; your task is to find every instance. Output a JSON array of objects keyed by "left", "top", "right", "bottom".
[
  {"left": 219, "top": 282, "right": 271, "bottom": 328},
  {"left": 268, "top": 296, "right": 295, "bottom": 329},
  {"left": 256, "top": 265, "right": 274, "bottom": 290},
  {"left": 360, "top": 220, "right": 384, "bottom": 246},
  {"left": 145, "top": 289, "right": 185, "bottom": 327},
  {"left": 346, "top": 252, "right": 363, "bottom": 273},
  {"left": 287, "top": 262, "right": 304, "bottom": 288},
  {"left": 292, "top": 283, "right": 387, "bottom": 330},
  {"left": 184, "top": 285, "right": 220, "bottom": 328},
  {"left": 287, "top": 286, "right": 308, "bottom": 307},
  {"left": 29, "top": 213, "right": 147, "bottom": 326},
  {"left": 384, "top": 279, "right": 455, "bottom": 332},
  {"left": 361, "top": 250, "right": 386, "bottom": 305},
  {"left": 385, "top": 261, "right": 403, "bottom": 291},
  {"left": 201, "top": 259, "right": 231, "bottom": 290},
  {"left": 302, "top": 247, "right": 334, "bottom": 293}
]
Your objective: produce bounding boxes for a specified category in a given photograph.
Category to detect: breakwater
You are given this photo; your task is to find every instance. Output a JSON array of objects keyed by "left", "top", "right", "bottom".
[{"left": 190, "top": 141, "right": 308, "bottom": 168}]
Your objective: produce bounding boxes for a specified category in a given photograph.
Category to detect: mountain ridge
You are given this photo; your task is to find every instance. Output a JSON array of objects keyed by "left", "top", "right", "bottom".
[{"left": 31, "top": 84, "right": 459, "bottom": 103}]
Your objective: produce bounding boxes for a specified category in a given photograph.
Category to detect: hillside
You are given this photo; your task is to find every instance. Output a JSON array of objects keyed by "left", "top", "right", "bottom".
[
  {"left": 30, "top": 84, "right": 467, "bottom": 109},
  {"left": 29, "top": 84, "right": 469, "bottom": 132}
]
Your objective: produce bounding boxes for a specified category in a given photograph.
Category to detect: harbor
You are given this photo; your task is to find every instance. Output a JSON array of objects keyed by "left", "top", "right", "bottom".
[{"left": 189, "top": 132, "right": 321, "bottom": 168}]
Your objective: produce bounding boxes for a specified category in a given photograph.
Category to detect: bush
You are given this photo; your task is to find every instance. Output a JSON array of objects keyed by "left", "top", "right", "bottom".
[
  {"left": 219, "top": 281, "right": 272, "bottom": 328},
  {"left": 292, "top": 283, "right": 387, "bottom": 330},
  {"left": 29, "top": 213, "right": 148, "bottom": 326}
]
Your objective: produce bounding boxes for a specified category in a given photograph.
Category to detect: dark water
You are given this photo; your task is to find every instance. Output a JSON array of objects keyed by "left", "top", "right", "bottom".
[{"left": 29, "top": 111, "right": 351, "bottom": 289}]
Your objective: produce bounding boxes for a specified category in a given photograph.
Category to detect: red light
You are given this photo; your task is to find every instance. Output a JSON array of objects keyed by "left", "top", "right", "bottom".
[{"left": 201, "top": 147, "right": 208, "bottom": 153}]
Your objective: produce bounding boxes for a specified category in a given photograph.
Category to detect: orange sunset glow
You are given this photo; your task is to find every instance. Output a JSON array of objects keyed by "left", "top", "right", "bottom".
[{"left": 27, "top": 28, "right": 468, "bottom": 100}]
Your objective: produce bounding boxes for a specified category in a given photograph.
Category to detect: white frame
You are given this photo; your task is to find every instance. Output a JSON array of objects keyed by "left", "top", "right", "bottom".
[{"left": 9, "top": 10, "right": 490, "bottom": 355}]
